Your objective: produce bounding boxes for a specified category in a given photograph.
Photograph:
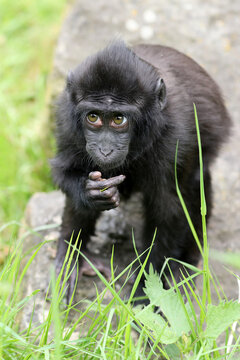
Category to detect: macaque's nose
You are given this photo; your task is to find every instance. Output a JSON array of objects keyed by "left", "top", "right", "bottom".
[{"left": 99, "top": 147, "right": 113, "bottom": 157}]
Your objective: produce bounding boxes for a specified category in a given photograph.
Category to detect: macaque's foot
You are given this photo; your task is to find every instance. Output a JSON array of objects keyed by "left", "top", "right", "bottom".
[{"left": 80, "top": 250, "right": 111, "bottom": 280}]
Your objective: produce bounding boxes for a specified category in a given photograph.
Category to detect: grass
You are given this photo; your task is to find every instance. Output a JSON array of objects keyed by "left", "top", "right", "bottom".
[
  {"left": 0, "top": 221, "right": 240, "bottom": 359},
  {"left": 0, "top": 0, "right": 67, "bottom": 228},
  {"left": 0, "top": 106, "right": 239, "bottom": 359},
  {"left": 0, "top": 4, "right": 239, "bottom": 355}
]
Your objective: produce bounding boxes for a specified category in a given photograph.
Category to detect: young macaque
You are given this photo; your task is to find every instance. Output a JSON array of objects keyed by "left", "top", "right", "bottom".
[{"left": 52, "top": 41, "right": 231, "bottom": 303}]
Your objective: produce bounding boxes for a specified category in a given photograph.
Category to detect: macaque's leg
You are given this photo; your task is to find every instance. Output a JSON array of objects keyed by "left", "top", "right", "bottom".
[{"left": 56, "top": 198, "right": 101, "bottom": 303}]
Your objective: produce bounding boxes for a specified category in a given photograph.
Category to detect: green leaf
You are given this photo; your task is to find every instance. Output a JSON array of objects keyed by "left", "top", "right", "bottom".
[
  {"left": 133, "top": 265, "right": 191, "bottom": 344},
  {"left": 134, "top": 305, "right": 179, "bottom": 344},
  {"left": 164, "top": 344, "right": 181, "bottom": 359},
  {"left": 143, "top": 265, "right": 191, "bottom": 335},
  {"left": 204, "top": 301, "right": 240, "bottom": 339}
]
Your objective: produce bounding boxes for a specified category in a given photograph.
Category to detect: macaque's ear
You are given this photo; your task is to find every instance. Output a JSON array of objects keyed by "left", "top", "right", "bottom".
[
  {"left": 156, "top": 78, "right": 167, "bottom": 110},
  {"left": 66, "top": 71, "right": 74, "bottom": 92},
  {"left": 66, "top": 71, "right": 78, "bottom": 103}
]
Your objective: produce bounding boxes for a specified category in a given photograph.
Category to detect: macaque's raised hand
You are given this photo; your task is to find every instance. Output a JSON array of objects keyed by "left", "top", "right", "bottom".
[{"left": 86, "top": 171, "right": 125, "bottom": 211}]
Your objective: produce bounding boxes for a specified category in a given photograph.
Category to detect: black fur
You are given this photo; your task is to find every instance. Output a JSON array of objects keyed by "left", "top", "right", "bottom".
[{"left": 52, "top": 41, "right": 231, "bottom": 302}]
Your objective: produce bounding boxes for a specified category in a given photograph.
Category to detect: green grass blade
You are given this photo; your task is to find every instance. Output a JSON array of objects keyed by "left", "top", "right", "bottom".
[
  {"left": 193, "top": 104, "right": 212, "bottom": 309},
  {"left": 175, "top": 140, "right": 203, "bottom": 257}
]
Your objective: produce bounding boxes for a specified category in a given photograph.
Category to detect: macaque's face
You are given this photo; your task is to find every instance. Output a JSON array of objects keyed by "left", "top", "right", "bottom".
[{"left": 82, "top": 103, "right": 132, "bottom": 170}]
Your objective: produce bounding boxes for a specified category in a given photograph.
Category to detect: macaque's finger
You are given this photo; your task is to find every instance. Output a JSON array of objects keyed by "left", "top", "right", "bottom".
[
  {"left": 89, "top": 171, "right": 102, "bottom": 180},
  {"left": 88, "top": 185, "right": 120, "bottom": 210},
  {"left": 87, "top": 175, "right": 125, "bottom": 190},
  {"left": 88, "top": 186, "right": 118, "bottom": 200},
  {"left": 99, "top": 175, "right": 126, "bottom": 189}
]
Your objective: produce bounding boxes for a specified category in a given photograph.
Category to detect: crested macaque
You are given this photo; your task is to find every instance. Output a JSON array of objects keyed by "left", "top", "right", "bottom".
[{"left": 52, "top": 41, "right": 231, "bottom": 303}]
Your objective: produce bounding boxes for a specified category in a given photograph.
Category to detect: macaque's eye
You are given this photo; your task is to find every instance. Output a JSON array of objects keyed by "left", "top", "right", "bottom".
[
  {"left": 86, "top": 113, "right": 102, "bottom": 127},
  {"left": 87, "top": 113, "right": 99, "bottom": 123},
  {"left": 111, "top": 114, "right": 128, "bottom": 128}
]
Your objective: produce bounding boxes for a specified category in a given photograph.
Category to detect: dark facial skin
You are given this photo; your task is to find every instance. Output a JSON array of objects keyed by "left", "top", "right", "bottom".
[{"left": 84, "top": 110, "right": 130, "bottom": 171}]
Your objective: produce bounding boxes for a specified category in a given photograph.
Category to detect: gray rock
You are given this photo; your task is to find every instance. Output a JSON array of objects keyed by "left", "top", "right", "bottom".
[{"left": 21, "top": 0, "right": 240, "bottom": 333}]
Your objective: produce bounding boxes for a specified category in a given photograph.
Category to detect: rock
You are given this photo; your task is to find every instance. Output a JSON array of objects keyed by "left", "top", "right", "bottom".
[{"left": 21, "top": 0, "right": 240, "bottom": 333}]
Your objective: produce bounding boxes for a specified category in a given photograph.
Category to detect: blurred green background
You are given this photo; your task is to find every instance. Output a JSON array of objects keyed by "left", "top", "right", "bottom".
[{"left": 0, "top": 0, "right": 67, "bottom": 239}]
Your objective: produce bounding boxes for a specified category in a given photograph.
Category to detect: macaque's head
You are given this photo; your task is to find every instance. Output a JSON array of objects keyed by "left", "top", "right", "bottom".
[{"left": 65, "top": 41, "right": 167, "bottom": 170}]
